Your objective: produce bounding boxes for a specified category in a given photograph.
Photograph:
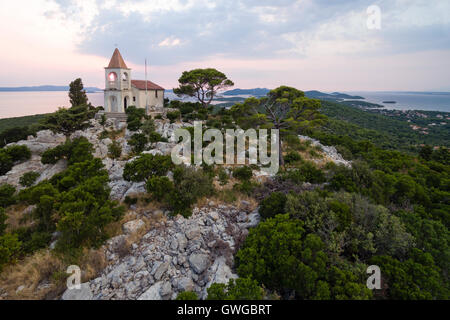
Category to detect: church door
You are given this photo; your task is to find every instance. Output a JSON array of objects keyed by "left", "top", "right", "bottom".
[{"left": 110, "top": 96, "right": 117, "bottom": 112}]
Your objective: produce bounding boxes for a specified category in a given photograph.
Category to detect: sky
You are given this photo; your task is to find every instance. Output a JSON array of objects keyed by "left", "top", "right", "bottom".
[{"left": 0, "top": 0, "right": 449, "bottom": 91}]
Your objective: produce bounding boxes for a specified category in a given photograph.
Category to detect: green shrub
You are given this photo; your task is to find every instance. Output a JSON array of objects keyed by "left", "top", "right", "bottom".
[
  {"left": 100, "top": 114, "right": 107, "bottom": 126},
  {"left": 180, "top": 105, "right": 194, "bottom": 115},
  {"left": 259, "top": 192, "right": 287, "bottom": 220},
  {"left": 67, "top": 137, "right": 94, "bottom": 165},
  {"left": 328, "top": 200, "right": 352, "bottom": 231},
  {"left": 0, "top": 184, "right": 16, "bottom": 208},
  {"left": 0, "top": 233, "right": 21, "bottom": 271},
  {"left": 0, "top": 151, "right": 13, "bottom": 175},
  {"left": 284, "top": 134, "right": 302, "bottom": 150},
  {"left": 126, "top": 106, "right": 146, "bottom": 131},
  {"left": 18, "top": 230, "right": 52, "bottom": 254},
  {"left": 7, "top": 147, "right": 124, "bottom": 256},
  {"left": 108, "top": 140, "right": 122, "bottom": 159},
  {"left": 125, "top": 105, "right": 146, "bottom": 117},
  {"left": 41, "top": 137, "right": 93, "bottom": 165},
  {"left": 41, "top": 144, "right": 66, "bottom": 164},
  {"left": 0, "top": 126, "right": 34, "bottom": 148},
  {"left": 233, "top": 180, "right": 257, "bottom": 195},
  {"left": 0, "top": 145, "right": 31, "bottom": 175},
  {"left": 19, "top": 171, "right": 40, "bottom": 187},
  {"left": 124, "top": 196, "right": 138, "bottom": 206},
  {"left": 370, "top": 250, "right": 448, "bottom": 299},
  {"left": 170, "top": 166, "right": 215, "bottom": 217},
  {"left": 148, "top": 131, "right": 163, "bottom": 143},
  {"left": 18, "top": 182, "right": 58, "bottom": 205},
  {"left": 0, "top": 208, "right": 6, "bottom": 236},
  {"left": 146, "top": 176, "right": 174, "bottom": 201},
  {"left": 218, "top": 167, "right": 229, "bottom": 186},
  {"left": 4, "top": 145, "right": 31, "bottom": 162},
  {"left": 284, "top": 152, "right": 302, "bottom": 164},
  {"left": 56, "top": 174, "right": 125, "bottom": 250},
  {"left": 176, "top": 291, "right": 198, "bottom": 300},
  {"left": 123, "top": 154, "right": 173, "bottom": 182},
  {"left": 236, "top": 214, "right": 371, "bottom": 299},
  {"left": 40, "top": 104, "right": 96, "bottom": 136},
  {"left": 98, "top": 130, "right": 109, "bottom": 140},
  {"left": 129, "top": 133, "right": 148, "bottom": 154},
  {"left": 232, "top": 166, "right": 253, "bottom": 181},
  {"left": 206, "top": 278, "right": 264, "bottom": 300},
  {"left": 167, "top": 110, "right": 181, "bottom": 123},
  {"left": 127, "top": 119, "right": 142, "bottom": 131},
  {"left": 281, "top": 161, "right": 325, "bottom": 184}
]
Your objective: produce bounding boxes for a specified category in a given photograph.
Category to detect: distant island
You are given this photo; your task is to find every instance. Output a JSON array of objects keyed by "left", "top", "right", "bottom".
[
  {"left": 213, "top": 89, "right": 385, "bottom": 109},
  {"left": 222, "top": 88, "right": 270, "bottom": 96},
  {"left": 0, "top": 85, "right": 102, "bottom": 92},
  {"left": 383, "top": 101, "right": 397, "bottom": 104},
  {"left": 304, "top": 90, "right": 365, "bottom": 100},
  {"left": 221, "top": 88, "right": 365, "bottom": 100}
]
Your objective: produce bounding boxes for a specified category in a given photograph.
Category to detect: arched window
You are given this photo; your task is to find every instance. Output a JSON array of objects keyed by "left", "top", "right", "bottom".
[
  {"left": 108, "top": 72, "right": 118, "bottom": 89},
  {"left": 108, "top": 72, "right": 117, "bottom": 81},
  {"left": 122, "top": 72, "right": 128, "bottom": 81}
]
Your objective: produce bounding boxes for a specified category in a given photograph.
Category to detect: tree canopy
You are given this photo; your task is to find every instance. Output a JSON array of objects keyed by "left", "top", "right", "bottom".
[
  {"left": 173, "top": 68, "right": 234, "bottom": 108},
  {"left": 231, "top": 86, "right": 326, "bottom": 165},
  {"left": 40, "top": 105, "right": 96, "bottom": 137},
  {"left": 69, "top": 78, "right": 89, "bottom": 107}
]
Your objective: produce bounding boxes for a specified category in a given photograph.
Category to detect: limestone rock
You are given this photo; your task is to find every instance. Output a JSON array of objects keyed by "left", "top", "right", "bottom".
[
  {"left": 138, "top": 282, "right": 163, "bottom": 300},
  {"left": 122, "top": 219, "right": 145, "bottom": 234},
  {"left": 189, "top": 253, "right": 210, "bottom": 274},
  {"left": 159, "top": 281, "right": 172, "bottom": 299},
  {"left": 61, "top": 283, "right": 93, "bottom": 300}
]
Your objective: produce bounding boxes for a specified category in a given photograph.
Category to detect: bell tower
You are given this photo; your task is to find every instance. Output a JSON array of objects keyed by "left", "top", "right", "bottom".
[{"left": 104, "top": 48, "right": 132, "bottom": 113}]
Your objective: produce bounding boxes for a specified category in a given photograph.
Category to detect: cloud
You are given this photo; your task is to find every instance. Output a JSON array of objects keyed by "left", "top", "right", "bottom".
[
  {"left": 1, "top": 0, "right": 449, "bottom": 91},
  {"left": 159, "top": 37, "right": 182, "bottom": 47},
  {"left": 46, "top": 0, "right": 449, "bottom": 68}
]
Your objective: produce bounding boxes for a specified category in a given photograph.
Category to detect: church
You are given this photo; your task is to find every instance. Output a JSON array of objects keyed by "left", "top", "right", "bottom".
[{"left": 104, "top": 48, "right": 165, "bottom": 113}]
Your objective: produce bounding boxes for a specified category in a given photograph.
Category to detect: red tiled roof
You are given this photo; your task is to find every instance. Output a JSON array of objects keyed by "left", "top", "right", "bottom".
[
  {"left": 107, "top": 48, "right": 129, "bottom": 69},
  {"left": 131, "top": 80, "right": 165, "bottom": 91}
]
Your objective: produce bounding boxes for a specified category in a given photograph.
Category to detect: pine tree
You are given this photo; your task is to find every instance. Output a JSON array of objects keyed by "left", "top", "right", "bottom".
[{"left": 68, "top": 78, "right": 88, "bottom": 107}]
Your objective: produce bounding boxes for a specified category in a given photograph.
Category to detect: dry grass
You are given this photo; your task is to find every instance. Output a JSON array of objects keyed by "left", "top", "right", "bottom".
[
  {"left": 196, "top": 194, "right": 258, "bottom": 212},
  {"left": 0, "top": 250, "right": 63, "bottom": 300},
  {"left": 5, "top": 204, "right": 35, "bottom": 232},
  {"left": 0, "top": 199, "right": 168, "bottom": 300},
  {"left": 0, "top": 246, "right": 110, "bottom": 300}
]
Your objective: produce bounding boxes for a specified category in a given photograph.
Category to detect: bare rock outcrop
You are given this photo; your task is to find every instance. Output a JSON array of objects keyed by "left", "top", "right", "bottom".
[{"left": 62, "top": 203, "right": 259, "bottom": 300}]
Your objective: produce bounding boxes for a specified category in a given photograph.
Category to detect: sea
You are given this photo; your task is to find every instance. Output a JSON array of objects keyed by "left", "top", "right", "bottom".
[
  {"left": 345, "top": 91, "right": 450, "bottom": 112},
  {"left": 0, "top": 91, "right": 449, "bottom": 119}
]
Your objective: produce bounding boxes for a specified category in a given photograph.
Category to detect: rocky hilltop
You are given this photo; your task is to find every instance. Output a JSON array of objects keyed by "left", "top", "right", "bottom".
[{"left": 1, "top": 115, "right": 350, "bottom": 300}]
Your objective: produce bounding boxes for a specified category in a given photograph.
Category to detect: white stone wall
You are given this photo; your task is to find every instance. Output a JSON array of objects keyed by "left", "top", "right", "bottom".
[
  {"left": 104, "top": 67, "right": 133, "bottom": 112},
  {"left": 132, "top": 87, "right": 164, "bottom": 109}
]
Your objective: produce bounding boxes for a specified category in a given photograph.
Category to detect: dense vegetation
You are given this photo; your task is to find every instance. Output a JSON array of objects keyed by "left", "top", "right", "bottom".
[
  {"left": 217, "top": 87, "right": 449, "bottom": 300},
  {"left": 0, "top": 80, "right": 125, "bottom": 273},
  {"left": 318, "top": 101, "right": 449, "bottom": 152},
  {"left": 0, "top": 137, "right": 124, "bottom": 270},
  {"left": 0, "top": 80, "right": 448, "bottom": 300}
]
